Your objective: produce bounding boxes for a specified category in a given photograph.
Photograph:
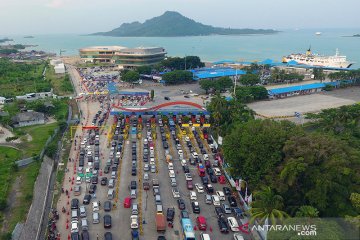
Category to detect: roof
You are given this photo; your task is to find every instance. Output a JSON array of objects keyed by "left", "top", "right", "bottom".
[
  {"left": 12, "top": 111, "right": 45, "bottom": 122},
  {"left": 268, "top": 81, "right": 343, "bottom": 95},
  {"left": 192, "top": 67, "right": 246, "bottom": 80},
  {"left": 79, "top": 46, "right": 127, "bottom": 52}
]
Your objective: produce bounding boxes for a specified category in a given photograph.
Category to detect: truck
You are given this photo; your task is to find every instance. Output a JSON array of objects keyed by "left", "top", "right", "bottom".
[{"left": 155, "top": 213, "right": 166, "bottom": 232}]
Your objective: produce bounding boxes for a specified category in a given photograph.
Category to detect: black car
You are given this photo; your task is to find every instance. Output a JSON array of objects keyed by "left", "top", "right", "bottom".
[
  {"left": 189, "top": 158, "right": 196, "bottom": 165},
  {"left": 101, "top": 177, "right": 108, "bottom": 186},
  {"left": 183, "top": 165, "right": 190, "bottom": 173},
  {"left": 132, "top": 155, "right": 137, "bottom": 161},
  {"left": 164, "top": 96, "right": 170, "bottom": 100},
  {"left": 114, "top": 158, "right": 120, "bottom": 165},
  {"left": 91, "top": 176, "right": 98, "bottom": 184},
  {"left": 157, "top": 236, "right": 166, "bottom": 240},
  {"left": 218, "top": 216, "right": 229, "bottom": 233},
  {"left": 215, "top": 206, "right": 225, "bottom": 218},
  {"left": 166, "top": 207, "right": 175, "bottom": 221},
  {"left": 223, "top": 187, "right": 231, "bottom": 196},
  {"left": 131, "top": 167, "right": 137, "bottom": 176},
  {"left": 81, "top": 230, "right": 90, "bottom": 240},
  {"left": 207, "top": 168, "right": 214, "bottom": 175},
  {"left": 210, "top": 174, "right": 218, "bottom": 183},
  {"left": 130, "top": 181, "right": 137, "bottom": 190},
  {"left": 89, "top": 184, "right": 97, "bottom": 194},
  {"left": 71, "top": 232, "right": 80, "bottom": 240},
  {"left": 201, "top": 149, "right": 207, "bottom": 154},
  {"left": 82, "top": 194, "right": 91, "bottom": 205},
  {"left": 104, "top": 165, "right": 110, "bottom": 174},
  {"left": 163, "top": 142, "right": 169, "bottom": 149},
  {"left": 228, "top": 196, "right": 237, "bottom": 207},
  {"left": 104, "top": 201, "right": 112, "bottom": 212},
  {"left": 191, "top": 202, "right": 200, "bottom": 214},
  {"left": 105, "top": 232, "right": 112, "bottom": 240},
  {"left": 201, "top": 176, "right": 209, "bottom": 185},
  {"left": 94, "top": 162, "right": 100, "bottom": 170},
  {"left": 177, "top": 199, "right": 186, "bottom": 210},
  {"left": 180, "top": 210, "right": 189, "bottom": 219},
  {"left": 198, "top": 143, "right": 203, "bottom": 149},
  {"left": 71, "top": 198, "right": 79, "bottom": 209},
  {"left": 104, "top": 214, "right": 112, "bottom": 228},
  {"left": 205, "top": 184, "right": 214, "bottom": 194}
]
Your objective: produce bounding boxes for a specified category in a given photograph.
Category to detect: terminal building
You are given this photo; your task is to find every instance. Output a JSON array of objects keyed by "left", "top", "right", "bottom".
[{"left": 79, "top": 46, "right": 166, "bottom": 68}]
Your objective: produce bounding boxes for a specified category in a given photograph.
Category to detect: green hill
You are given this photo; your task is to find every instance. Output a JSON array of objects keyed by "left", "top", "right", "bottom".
[{"left": 92, "top": 11, "right": 278, "bottom": 37}]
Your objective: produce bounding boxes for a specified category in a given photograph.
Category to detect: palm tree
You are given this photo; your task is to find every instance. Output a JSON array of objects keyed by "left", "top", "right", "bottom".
[
  {"left": 295, "top": 205, "right": 319, "bottom": 218},
  {"left": 249, "top": 186, "right": 289, "bottom": 225}
]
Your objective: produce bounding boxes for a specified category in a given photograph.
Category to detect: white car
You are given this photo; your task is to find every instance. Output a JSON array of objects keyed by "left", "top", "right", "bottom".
[
  {"left": 190, "top": 191, "right": 197, "bottom": 200},
  {"left": 130, "top": 215, "right": 139, "bottom": 229},
  {"left": 168, "top": 163, "right": 174, "bottom": 170},
  {"left": 178, "top": 149, "right": 183, "bottom": 155},
  {"left": 233, "top": 233, "right": 245, "bottom": 240},
  {"left": 70, "top": 221, "right": 79, "bottom": 233},
  {"left": 185, "top": 173, "right": 192, "bottom": 181},
  {"left": 150, "top": 158, "right": 155, "bottom": 165},
  {"left": 76, "top": 176, "right": 82, "bottom": 185},
  {"left": 203, "top": 154, "right": 209, "bottom": 161},
  {"left": 92, "top": 201, "right": 99, "bottom": 211},
  {"left": 143, "top": 173, "right": 149, "bottom": 181},
  {"left": 192, "top": 152, "right": 198, "bottom": 159},
  {"left": 148, "top": 136, "right": 153, "bottom": 142},
  {"left": 195, "top": 183, "right": 204, "bottom": 193},
  {"left": 176, "top": 144, "right": 182, "bottom": 150},
  {"left": 227, "top": 217, "right": 240, "bottom": 232},
  {"left": 211, "top": 195, "right": 221, "bottom": 206},
  {"left": 169, "top": 170, "right": 175, "bottom": 178},
  {"left": 213, "top": 168, "right": 222, "bottom": 176},
  {"left": 216, "top": 191, "right": 226, "bottom": 201},
  {"left": 185, "top": 136, "right": 190, "bottom": 142},
  {"left": 181, "top": 159, "right": 187, "bottom": 167},
  {"left": 172, "top": 188, "right": 180, "bottom": 198}
]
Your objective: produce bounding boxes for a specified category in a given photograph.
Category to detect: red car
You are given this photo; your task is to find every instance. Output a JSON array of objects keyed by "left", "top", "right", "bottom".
[
  {"left": 196, "top": 216, "right": 207, "bottom": 230},
  {"left": 218, "top": 175, "right": 226, "bottom": 184},
  {"left": 186, "top": 180, "right": 193, "bottom": 190},
  {"left": 124, "top": 197, "right": 131, "bottom": 208}
]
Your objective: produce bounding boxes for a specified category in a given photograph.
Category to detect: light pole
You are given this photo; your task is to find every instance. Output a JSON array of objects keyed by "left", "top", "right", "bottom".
[{"left": 233, "top": 69, "right": 238, "bottom": 97}]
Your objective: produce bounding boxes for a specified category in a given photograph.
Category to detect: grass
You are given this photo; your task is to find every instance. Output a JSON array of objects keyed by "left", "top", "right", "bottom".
[
  {"left": 17, "top": 123, "right": 59, "bottom": 158},
  {"left": 0, "top": 147, "right": 22, "bottom": 201},
  {"left": 45, "top": 65, "right": 73, "bottom": 96}
]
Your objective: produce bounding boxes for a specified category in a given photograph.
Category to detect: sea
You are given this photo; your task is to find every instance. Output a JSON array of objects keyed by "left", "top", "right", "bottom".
[{"left": 2, "top": 28, "right": 360, "bottom": 67}]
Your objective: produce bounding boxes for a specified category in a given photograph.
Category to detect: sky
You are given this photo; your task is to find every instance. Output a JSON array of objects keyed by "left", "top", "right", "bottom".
[{"left": 0, "top": 0, "right": 359, "bottom": 35}]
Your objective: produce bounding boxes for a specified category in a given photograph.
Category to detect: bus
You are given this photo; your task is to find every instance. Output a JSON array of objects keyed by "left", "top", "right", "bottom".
[{"left": 181, "top": 218, "right": 196, "bottom": 240}]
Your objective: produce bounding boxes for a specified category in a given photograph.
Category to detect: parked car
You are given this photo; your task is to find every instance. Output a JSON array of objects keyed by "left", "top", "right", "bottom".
[
  {"left": 104, "top": 215, "right": 112, "bottom": 228},
  {"left": 104, "top": 201, "right": 112, "bottom": 212},
  {"left": 227, "top": 217, "right": 240, "bottom": 232},
  {"left": 218, "top": 216, "right": 229, "bottom": 233},
  {"left": 228, "top": 196, "right": 237, "bottom": 207},
  {"left": 191, "top": 201, "right": 200, "bottom": 214},
  {"left": 177, "top": 199, "right": 186, "bottom": 210},
  {"left": 166, "top": 207, "right": 175, "bottom": 221}
]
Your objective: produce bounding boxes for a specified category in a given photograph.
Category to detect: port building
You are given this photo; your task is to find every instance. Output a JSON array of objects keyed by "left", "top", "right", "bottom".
[{"left": 79, "top": 46, "right": 166, "bottom": 68}]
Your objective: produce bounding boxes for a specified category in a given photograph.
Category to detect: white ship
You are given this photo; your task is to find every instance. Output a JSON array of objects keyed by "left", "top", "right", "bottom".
[{"left": 282, "top": 48, "right": 354, "bottom": 68}]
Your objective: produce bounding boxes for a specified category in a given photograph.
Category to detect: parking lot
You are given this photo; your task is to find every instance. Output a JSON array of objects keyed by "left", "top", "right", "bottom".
[{"left": 60, "top": 109, "right": 249, "bottom": 240}]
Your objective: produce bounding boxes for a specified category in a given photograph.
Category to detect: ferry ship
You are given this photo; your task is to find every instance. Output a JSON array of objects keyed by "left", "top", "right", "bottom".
[{"left": 282, "top": 48, "right": 353, "bottom": 68}]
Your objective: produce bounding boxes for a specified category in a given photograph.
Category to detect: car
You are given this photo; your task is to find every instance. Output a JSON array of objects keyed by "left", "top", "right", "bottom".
[
  {"left": 172, "top": 188, "right": 180, "bottom": 198},
  {"left": 143, "top": 164, "right": 149, "bottom": 172},
  {"left": 181, "top": 159, "right": 187, "bottom": 167},
  {"left": 143, "top": 173, "right": 149, "bottom": 181},
  {"left": 227, "top": 217, "right": 240, "bottom": 232},
  {"left": 131, "top": 168, "right": 137, "bottom": 176},
  {"left": 92, "top": 201, "right": 99, "bottom": 211},
  {"left": 93, "top": 212, "right": 100, "bottom": 224},
  {"left": 74, "top": 186, "right": 81, "bottom": 196},
  {"left": 130, "top": 215, "right": 139, "bottom": 229},
  {"left": 83, "top": 194, "right": 91, "bottom": 205},
  {"left": 101, "top": 177, "right": 108, "bottom": 186},
  {"left": 205, "top": 184, "right": 214, "bottom": 194},
  {"left": 76, "top": 177, "right": 82, "bottom": 185},
  {"left": 201, "top": 176, "right": 209, "bottom": 185},
  {"left": 177, "top": 199, "right": 186, "bottom": 210},
  {"left": 233, "top": 233, "right": 245, "bottom": 240},
  {"left": 166, "top": 207, "right": 175, "bottom": 221},
  {"left": 169, "top": 170, "right": 175, "bottom": 178},
  {"left": 228, "top": 196, "right": 238, "bottom": 207},
  {"left": 203, "top": 154, "right": 209, "bottom": 161},
  {"left": 180, "top": 210, "right": 189, "bottom": 219},
  {"left": 213, "top": 168, "right": 222, "bottom": 176},
  {"left": 186, "top": 180, "right": 193, "bottom": 190},
  {"left": 190, "top": 191, "right": 197, "bottom": 200},
  {"left": 104, "top": 166, "right": 110, "bottom": 174},
  {"left": 207, "top": 168, "right": 214, "bottom": 175},
  {"left": 163, "top": 142, "right": 169, "bottom": 149},
  {"left": 223, "top": 187, "right": 231, "bottom": 196},
  {"left": 215, "top": 206, "right": 225, "bottom": 218},
  {"left": 71, "top": 220, "right": 79, "bottom": 233},
  {"left": 164, "top": 96, "right": 170, "bottom": 100},
  {"left": 71, "top": 198, "right": 79, "bottom": 209},
  {"left": 104, "top": 215, "right": 112, "bottom": 228},
  {"left": 79, "top": 206, "right": 86, "bottom": 218},
  {"left": 212, "top": 195, "right": 221, "bottom": 206},
  {"left": 150, "top": 165, "right": 156, "bottom": 173},
  {"left": 189, "top": 158, "right": 196, "bottom": 165},
  {"left": 104, "top": 232, "right": 112, "bottom": 240},
  {"left": 185, "top": 136, "right": 190, "bottom": 142},
  {"left": 218, "top": 175, "right": 226, "bottom": 184},
  {"left": 191, "top": 201, "right": 200, "bottom": 214},
  {"left": 210, "top": 174, "right": 218, "bottom": 183},
  {"left": 157, "top": 236, "right": 166, "bottom": 240},
  {"left": 89, "top": 184, "right": 97, "bottom": 194},
  {"left": 218, "top": 216, "right": 229, "bottom": 233},
  {"left": 150, "top": 158, "right": 155, "bottom": 165},
  {"left": 183, "top": 165, "right": 190, "bottom": 173},
  {"left": 205, "top": 194, "right": 212, "bottom": 204},
  {"left": 130, "top": 181, "right": 137, "bottom": 190},
  {"left": 195, "top": 183, "right": 204, "bottom": 193},
  {"left": 196, "top": 216, "right": 207, "bottom": 230},
  {"left": 168, "top": 163, "right": 174, "bottom": 170},
  {"left": 184, "top": 95, "right": 190, "bottom": 98},
  {"left": 223, "top": 203, "right": 232, "bottom": 214},
  {"left": 192, "top": 152, "right": 198, "bottom": 159},
  {"left": 185, "top": 173, "right": 192, "bottom": 181},
  {"left": 124, "top": 197, "right": 131, "bottom": 208},
  {"left": 216, "top": 191, "right": 226, "bottom": 201},
  {"left": 104, "top": 201, "right": 112, "bottom": 212},
  {"left": 81, "top": 230, "right": 90, "bottom": 240}
]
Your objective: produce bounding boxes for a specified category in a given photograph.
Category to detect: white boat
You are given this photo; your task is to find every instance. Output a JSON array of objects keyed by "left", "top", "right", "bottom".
[
  {"left": 282, "top": 48, "right": 354, "bottom": 68},
  {"left": 315, "top": 32, "right": 322, "bottom": 35}
]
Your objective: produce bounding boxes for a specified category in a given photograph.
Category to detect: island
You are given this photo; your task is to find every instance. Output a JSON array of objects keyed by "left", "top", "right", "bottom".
[
  {"left": 91, "top": 11, "right": 278, "bottom": 37},
  {"left": 24, "top": 36, "right": 34, "bottom": 38},
  {"left": 0, "top": 38, "right": 13, "bottom": 43},
  {"left": 352, "top": 34, "right": 360, "bottom": 37}
]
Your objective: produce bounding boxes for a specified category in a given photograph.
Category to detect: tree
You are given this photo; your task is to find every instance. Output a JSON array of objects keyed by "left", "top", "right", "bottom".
[
  {"left": 161, "top": 70, "right": 193, "bottom": 85},
  {"left": 313, "top": 68, "right": 325, "bottom": 81},
  {"left": 136, "top": 66, "right": 152, "bottom": 75},
  {"left": 199, "top": 79, "right": 213, "bottom": 94},
  {"left": 122, "top": 70, "right": 140, "bottom": 83},
  {"left": 295, "top": 205, "right": 319, "bottom": 218},
  {"left": 249, "top": 186, "right": 289, "bottom": 224},
  {"left": 239, "top": 73, "right": 260, "bottom": 86},
  {"left": 184, "top": 56, "right": 205, "bottom": 69},
  {"left": 216, "top": 76, "right": 233, "bottom": 92}
]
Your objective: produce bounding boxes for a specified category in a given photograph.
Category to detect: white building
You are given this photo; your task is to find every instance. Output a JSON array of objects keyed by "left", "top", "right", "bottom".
[
  {"left": 0, "top": 97, "right": 6, "bottom": 105},
  {"left": 54, "top": 63, "right": 65, "bottom": 74}
]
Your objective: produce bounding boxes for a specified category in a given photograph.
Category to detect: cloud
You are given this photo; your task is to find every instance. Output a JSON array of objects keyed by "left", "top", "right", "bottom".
[{"left": 47, "top": 0, "right": 66, "bottom": 8}]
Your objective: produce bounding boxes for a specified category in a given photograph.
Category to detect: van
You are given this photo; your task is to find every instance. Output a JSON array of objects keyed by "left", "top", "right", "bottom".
[
  {"left": 71, "top": 209, "right": 79, "bottom": 221},
  {"left": 107, "top": 189, "right": 114, "bottom": 200},
  {"left": 81, "top": 218, "right": 88, "bottom": 231},
  {"left": 131, "top": 204, "right": 139, "bottom": 215},
  {"left": 156, "top": 204, "right": 163, "bottom": 213},
  {"left": 108, "top": 179, "right": 115, "bottom": 188},
  {"left": 131, "top": 189, "right": 137, "bottom": 199}
]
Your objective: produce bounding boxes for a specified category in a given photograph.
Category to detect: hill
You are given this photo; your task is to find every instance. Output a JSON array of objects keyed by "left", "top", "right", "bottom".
[{"left": 91, "top": 11, "right": 278, "bottom": 37}]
